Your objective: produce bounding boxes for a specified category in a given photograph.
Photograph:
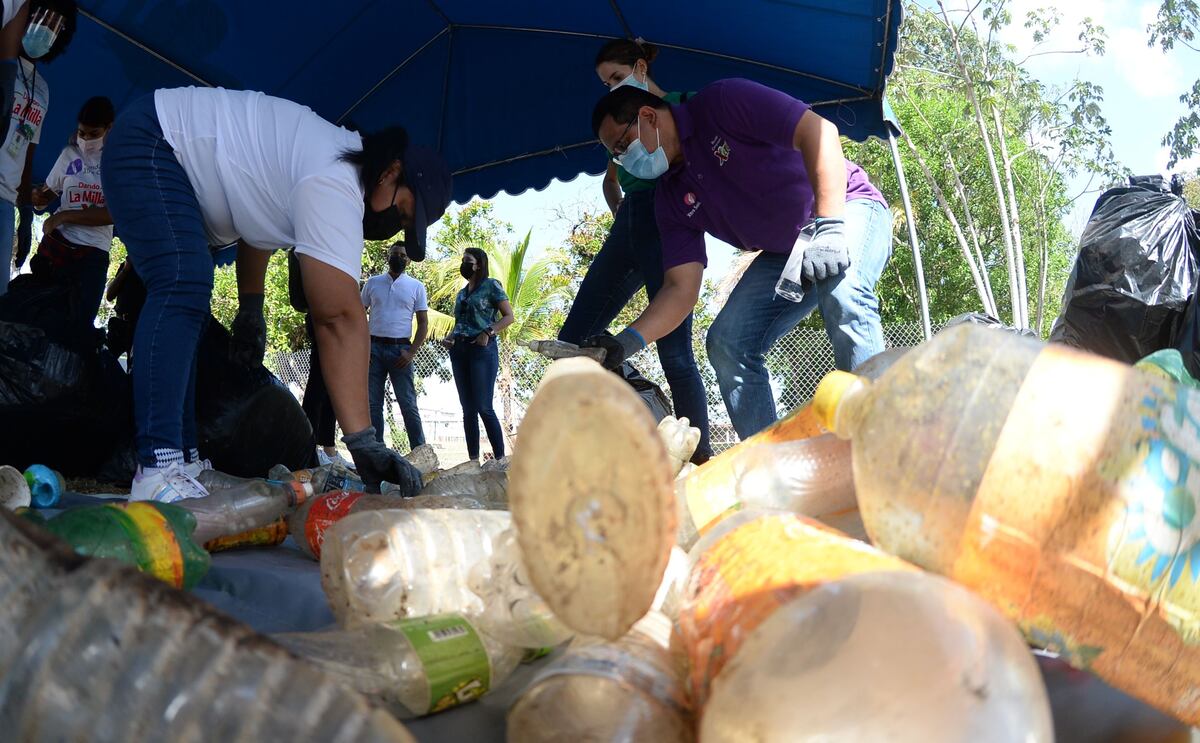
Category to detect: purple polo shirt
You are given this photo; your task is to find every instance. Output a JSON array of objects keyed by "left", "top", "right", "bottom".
[{"left": 655, "top": 78, "right": 887, "bottom": 270}]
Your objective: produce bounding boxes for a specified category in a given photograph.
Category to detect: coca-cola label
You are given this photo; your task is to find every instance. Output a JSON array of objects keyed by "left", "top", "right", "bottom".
[{"left": 303, "top": 491, "right": 365, "bottom": 558}]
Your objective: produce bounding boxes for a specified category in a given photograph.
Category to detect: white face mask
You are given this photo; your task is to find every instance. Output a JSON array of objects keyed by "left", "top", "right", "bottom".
[
  {"left": 616, "top": 118, "right": 669, "bottom": 180},
  {"left": 612, "top": 67, "right": 649, "bottom": 92},
  {"left": 78, "top": 136, "right": 103, "bottom": 160}
]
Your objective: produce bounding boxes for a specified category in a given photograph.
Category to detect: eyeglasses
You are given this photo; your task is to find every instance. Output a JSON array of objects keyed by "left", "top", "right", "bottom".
[{"left": 606, "top": 117, "right": 638, "bottom": 158}]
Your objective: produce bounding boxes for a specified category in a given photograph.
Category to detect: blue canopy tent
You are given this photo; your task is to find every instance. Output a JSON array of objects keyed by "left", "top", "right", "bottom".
[{"left": 32, "top": 0, "right": 929, "bottom": 335}]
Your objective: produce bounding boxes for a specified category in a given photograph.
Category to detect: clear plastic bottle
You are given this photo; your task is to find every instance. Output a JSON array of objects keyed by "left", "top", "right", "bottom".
[
  {"left": 275, "top": 613, "right": 523, "bottom": 719},
  {"left": 521, "top": 338, "right": 607, "bottom": 362},
  {"left": 813, "top": 324, "right": 1200, "bottom": 723},
  {"left": 509, "top": 358, "right": 676, "bottom": 641},
  {"left": 467, "top": 528, "right": 573, "bottom": 649},
  {"left": 417, "top": 471, "right": 508, "bottom": 509},
  {"left": 186, "top": 472, "right": 310, "bottom": 545},
  {"left": 321, "top": 508, "right": 512, "bottom": 628},
  {"left": 381, "top": 490, "right": 486, "bottom": 511},
  {"left": 0, "top": 508, "right": 416, "bottom": 742},
  {"left": 700, "top": 571, "right": 1052, "bottom": 742},
  {"left": 506, "top": 611, "right": 692, "bottom": 743},
  {"left": 269, "top": 462, "right": 365, "bottom": 494},
  {"left": 286, "top": 489, "right": 405, "bottom": 560},
  {"left": 403, "top": 444, "right": 440, "bottom": 476}
]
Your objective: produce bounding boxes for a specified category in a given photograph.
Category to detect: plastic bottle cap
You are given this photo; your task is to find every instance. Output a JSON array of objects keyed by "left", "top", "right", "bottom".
[{"left": 813, "top": 371, "right": 866, "bottom": 437}]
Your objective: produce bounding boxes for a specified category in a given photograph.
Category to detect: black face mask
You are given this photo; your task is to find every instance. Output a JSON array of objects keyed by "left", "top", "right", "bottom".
[
  {"left": 389, "top": 256, "right": 407, "bottom": 274},
  {"left": 363, "top": 181, "right": 406, "bottom": 241},
  {"left": 460, "top": 262, "right": 475, "bottom": 280}
]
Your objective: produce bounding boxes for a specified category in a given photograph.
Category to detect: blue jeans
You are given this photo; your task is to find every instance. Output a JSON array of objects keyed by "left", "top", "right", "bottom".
[
  {"left": 707, "top": 198, "right": 892, "bottom": 439},
  {"left": 558, "top": 188, "right": 712, "bottom": 459},
  {"left": 0, "top": 198, "right": 13, "bottom": 295},
  {"left": 449, "top": 337, "right": 504, "bottom": 460},
  {"left": 369, "top": 339, "right": 425, "bottom": 449},
  {"left": 102, "top": 94, "right": 212, "bottom": 468}
]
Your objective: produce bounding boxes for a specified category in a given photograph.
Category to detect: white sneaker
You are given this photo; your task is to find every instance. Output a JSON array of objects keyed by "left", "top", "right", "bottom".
[
  {"left": 129, "top": 463, "right": 210, "bottom": 503},
  {"left": 184, "top": 459, "right": 213, "bottom": 478},
  {"left": 317, "top": 448, "right": 356, "bottom": 471}
]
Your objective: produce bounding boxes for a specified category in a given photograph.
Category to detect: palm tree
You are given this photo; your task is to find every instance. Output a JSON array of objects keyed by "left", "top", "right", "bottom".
[{"left": 426, "top": 229, "right": 569, "bottom": 437}]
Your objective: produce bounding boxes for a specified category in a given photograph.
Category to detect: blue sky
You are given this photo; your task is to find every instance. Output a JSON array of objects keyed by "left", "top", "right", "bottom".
[{"left": 437, "top": 0, "right": 1198, "bottom": 291}]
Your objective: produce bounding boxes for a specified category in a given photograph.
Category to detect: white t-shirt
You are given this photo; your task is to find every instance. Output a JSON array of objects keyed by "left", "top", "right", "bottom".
[
  {"left": 0, "top": 58, "right": 46, "bottom": 203},
  {"left": 45, "top": 143, "right": 113, "bottom": 251},
  {"left": 2, "top": 0, "right": 27, "bottom": 27},
  {"left": 154, "top": 87, "right": 368, "bottom": 279},
  {"left": 361, "top": 272, "right": 428, "bottom": 339}
]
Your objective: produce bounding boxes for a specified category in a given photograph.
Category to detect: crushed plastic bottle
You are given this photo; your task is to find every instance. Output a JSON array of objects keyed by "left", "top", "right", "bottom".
[
  {"left": 467, "top": 528, "right": 573, "bottom": 649},
  {"left": 417, "top": 471, "right": 508, "bottom": 509},
  {"left": 321, "top": 508, "right": 512, "bottom": 628},
  {"left": 509, "top": 358, "right": 676, "bottom": 640},
  {"left": 23, "top": 464, "right": 64, "bottom": 508},
  {"left": 26, "top": 501, "right": 210, "bottom": 589},
  {"left": 270, "top": 461, "right": 365, "bottom": 494},
  {"left": 0, "top": 464, "right": 30, "bottom": 509},
  {"left": 404, "top": 444, "right": 440, "bottom": 476},
  {"left": 701, "top": 571, "right": 1052, "bottom": 742},
  {"left": 521, "top": 338, "right": 607, "bottom": 362},
  {"left": 814, "top": 323, "right": 1200, "bottom": 724},
  {"left": 276, "top": 613, "right": 522, "bottom": 719},
  {"left": 507, "top": 611, "right": 692, "bottom": 743},
  {"left": 658, "top": 415, "right": 701, "bottom": 477},
  {"left": 185, "top": 471, "right": 310, "bottom": 544},
  {"left": 287, "top": 489, "right": 405, "bottom": 560},
  {"left": 0, "top": 508, "right": 416, "bottom": 742},
  {"left": 381, "top": 489, "right": 486, "bottom": 510}
]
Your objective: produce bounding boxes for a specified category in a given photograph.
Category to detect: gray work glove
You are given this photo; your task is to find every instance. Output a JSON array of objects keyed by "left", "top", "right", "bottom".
[
  {"left": 343, "top": 426, "right": 423, "bottom": 496},
  {"left": 801, "top": 217, "right": 850, "bottom": 283},
  {"left": 230, "top": 293, "right": 267, "bottom": 367}
]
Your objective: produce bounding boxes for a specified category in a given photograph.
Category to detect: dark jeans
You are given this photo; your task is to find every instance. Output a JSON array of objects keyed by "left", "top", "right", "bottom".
[
  {"left": 30, "top": 231, "right": 110, "bottom": 331},
  {"left": 449, "top": 336, "right": 504, "bottom": 460},
  {"left": 102, "top": 93, "right": 212, "bottom": 468},
  {"left": 301, "top": 315, "right": 336, "bottom": 448},
  {"left": 558, "top": 188, "right": 711, "bottom": 460},
  {"left": 368, "top": 338, "right": 425, "bottom": 449}
]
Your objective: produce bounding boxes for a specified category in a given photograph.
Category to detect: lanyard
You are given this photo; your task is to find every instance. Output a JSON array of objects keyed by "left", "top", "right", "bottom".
[{"left": 14, "top": 63, "right": 35, "bottom": 122}]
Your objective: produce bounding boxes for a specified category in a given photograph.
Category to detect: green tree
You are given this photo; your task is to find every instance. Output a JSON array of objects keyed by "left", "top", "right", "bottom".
[{"left": 1149, "top": 0, "right": 1200, "bottom": 167}]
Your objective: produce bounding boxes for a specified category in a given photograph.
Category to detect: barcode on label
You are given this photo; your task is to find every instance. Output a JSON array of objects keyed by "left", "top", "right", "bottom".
[{"left": 428, "top": 625, "right": 469, "bottom": 642}]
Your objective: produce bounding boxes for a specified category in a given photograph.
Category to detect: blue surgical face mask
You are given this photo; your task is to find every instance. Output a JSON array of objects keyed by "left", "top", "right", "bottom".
[
  {"left": 21, "top": 22, "right": 59, "bottom": 59},
  {"left": 617, "top": 118, "right": 668, "bottom": 180},
  {"left": 612, "top": 67, "right": 649, "bottom": 92}
]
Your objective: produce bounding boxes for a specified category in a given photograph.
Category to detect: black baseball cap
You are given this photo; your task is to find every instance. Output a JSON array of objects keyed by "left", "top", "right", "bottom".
[{"left": 403, "top": 145, "right": 452, "bottom": 259}]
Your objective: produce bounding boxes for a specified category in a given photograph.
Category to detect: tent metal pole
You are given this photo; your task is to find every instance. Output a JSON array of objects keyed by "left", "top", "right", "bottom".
[{"left": 887, "top": 129, "right": 932, "bottom": 341}]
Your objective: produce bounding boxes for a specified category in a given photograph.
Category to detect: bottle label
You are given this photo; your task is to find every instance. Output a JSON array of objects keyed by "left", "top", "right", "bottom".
[
  {"left": 204, "top": 517, "right": 288, "bottom": 553},
  {"left": 303, "top": 491, "right": 365, "bottom": 558},
  {"left": 394, "top": 614, "right": 492, "bottom": 713}
]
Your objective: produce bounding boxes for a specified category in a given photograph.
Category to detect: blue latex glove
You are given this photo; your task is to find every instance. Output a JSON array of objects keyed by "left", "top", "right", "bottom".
[
  {"left": 581, "top": 328, "right": 646, "bottom": 371},
  {"left": 801, "top": 217, "right": 850, "bottom": 283}
]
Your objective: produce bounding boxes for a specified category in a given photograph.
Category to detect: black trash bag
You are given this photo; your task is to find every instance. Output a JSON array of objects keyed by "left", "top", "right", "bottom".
[
  {"left": 0, "top": 320, "right": 134, "bottom": 477},
  {"left": 1049, "top": 175, "right": 1200, "bottom": 363},
  {"left": 0, "top": 272, "right": 101, "bottom": 349},
  {"left": 614, "top": 361, "right": 673, "bottom": 423},
  {"left": 1171, "top": 206, "right": 1200, "bottom": 377},
  {"left": 944, "top": 312, "right": 1038, "bottom": 339},
  {"left": 194, "top": 320, "right": 315, "bottom": 478}
]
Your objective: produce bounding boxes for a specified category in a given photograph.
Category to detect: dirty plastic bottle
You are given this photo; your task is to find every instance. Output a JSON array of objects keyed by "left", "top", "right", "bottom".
[
  {"left": 322, "top": 508, "right": 512, "bottom": 628},
  {"left": 202, "top": 516, "right": 289, "bottom": 553},
  {"left": 509, "top": 358, "right": 676, "bottom": 641},
  {"left": 507, "top": 611, "right": 692, "bottom": 743},
  {"left": 701, "top": 571, "right": 1052, "bottom": 742},
  {"left": 381, "top": 489, "right": 486, "bottom": 511},
  {"left": 467, "top": 528, "right": 573, "bottom": 649},
  {"left": 0, "top": 508, "right": 416, "bottom": 742},
  {"left": 404, "top": 444, "right": 440, "bottom": 476},
  {"left": 0, "top": 465, "right": 30, "bottom": 509},
  {"left": 24, "top": 464, "right": 64, "bottom": 508},
  {"left": 657, "top": 415, "right": 701, "bottom": 477},
  {"left": 416, "top": 471, "right": 508, "bottom": 509},
  {"left": 275, "top": 613, "right": 523, "bottom": 719},
  {"left": 31, "top": 501, "right": 210, "bottom": 589},
  {"left": 287, "top": 489, "right": 406, "bottom": 560},
  {"left": 521, "top": 338, "right": 607, "bottom": 363},
  {"left": 813, "top": 323, "right": 1200, "bottom": 724},
  {"left": 182, "top": 472, "right": 310, "bottom": 545},
  {"left": 269, "top": 462, "right": 365, "bottom": 494}
]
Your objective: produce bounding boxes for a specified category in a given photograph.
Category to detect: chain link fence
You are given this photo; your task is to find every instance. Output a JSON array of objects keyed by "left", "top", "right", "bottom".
[{"left": 267, "top": 322, "right": 938, "bottom": 462}]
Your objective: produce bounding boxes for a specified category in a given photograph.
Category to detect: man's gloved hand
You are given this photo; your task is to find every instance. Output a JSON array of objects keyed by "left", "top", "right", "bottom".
[
  {"left": 801, "top": 217, "right": 850, "bottom": 283},
  {"left": 581, "top": 328, "right": 646, "bottom": 371},
  {"left": 13, "top": 204, "right": 31, "bottom": 269},
  {"left": 343, "top": 426, "right": 423, "bottom": 495},
  {"left": 229, "top": 293, "right": 267, "bottom": 367}
]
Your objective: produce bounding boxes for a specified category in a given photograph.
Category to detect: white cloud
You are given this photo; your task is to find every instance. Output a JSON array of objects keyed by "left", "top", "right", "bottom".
[{"left": 1154, "top": 146, "right": 1200, "bottom": 174}]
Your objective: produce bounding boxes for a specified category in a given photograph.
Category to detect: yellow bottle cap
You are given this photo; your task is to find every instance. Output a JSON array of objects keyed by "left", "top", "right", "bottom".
[{"left": 813, "top": 370, "right": 865, "bottom": 435}]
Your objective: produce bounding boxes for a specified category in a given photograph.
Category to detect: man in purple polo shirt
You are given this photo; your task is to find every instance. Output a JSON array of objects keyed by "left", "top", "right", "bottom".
[{"left": 582, "top": 79, "right": 892, "bottom": 439}]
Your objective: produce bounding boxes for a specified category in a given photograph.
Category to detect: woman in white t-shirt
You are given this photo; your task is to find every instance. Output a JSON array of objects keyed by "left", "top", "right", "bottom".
[
  {"left": 101, "top": 87, "right": 452, "bottom": 503},
  {"left": 29, "top": 95, "right": 113, "bottom": 327}
]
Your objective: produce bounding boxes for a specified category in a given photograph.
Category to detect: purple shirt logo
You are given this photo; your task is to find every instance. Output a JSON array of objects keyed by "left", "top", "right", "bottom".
[{"left": 65, "top": 158, "right": 83, "bottom": 176}]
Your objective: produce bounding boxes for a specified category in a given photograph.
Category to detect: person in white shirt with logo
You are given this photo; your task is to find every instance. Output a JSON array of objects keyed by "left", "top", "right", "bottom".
[
  {"left": 28, "top": 95, "right": 113, "bottom": 328},
  {"left": 361, "top": 241, "right": 428, "bottom": 451},
  {"left": 0, "top": 0, "right": 73, "bottom": 295}
]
